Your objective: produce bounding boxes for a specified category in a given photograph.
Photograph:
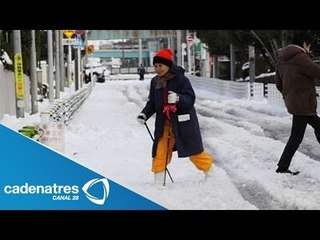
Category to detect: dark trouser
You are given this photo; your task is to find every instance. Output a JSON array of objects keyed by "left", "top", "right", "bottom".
[{"left": 277, "top": 115, "right": 320, "bottom": 169}]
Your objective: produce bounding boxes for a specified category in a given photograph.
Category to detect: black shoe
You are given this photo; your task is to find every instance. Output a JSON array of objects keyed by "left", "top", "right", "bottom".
[{"left": 276, "top": 168, "right": 300, "bottom": 175}]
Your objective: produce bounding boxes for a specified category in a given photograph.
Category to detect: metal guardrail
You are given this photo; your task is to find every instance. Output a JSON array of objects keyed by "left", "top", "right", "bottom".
[{"left": 42, "top": 85, "right": 92, "bottom": 125}]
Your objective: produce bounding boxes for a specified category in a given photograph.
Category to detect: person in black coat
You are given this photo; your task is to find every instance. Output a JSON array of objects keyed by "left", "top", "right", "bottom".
[
  {"left": 137, "top": 64, "right": 146, "bottom": 80},
  {"left": 137, "top": 48, "right": 214, "bottom": 185}
]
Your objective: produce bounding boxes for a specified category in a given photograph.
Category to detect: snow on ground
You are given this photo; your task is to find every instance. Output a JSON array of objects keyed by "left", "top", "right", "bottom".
[{"left": 2, "top": 75, "right": 320, "bottom": 209}]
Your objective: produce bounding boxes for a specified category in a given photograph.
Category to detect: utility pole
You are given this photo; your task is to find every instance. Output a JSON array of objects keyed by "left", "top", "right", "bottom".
[
  {"left": 75, "top": 43, "right": 80, "bottom": 91},
  {"left": 138, "top": 38, "right": 142, "bottom": 66},
  {"left": 59, "top": 30, "right": 65, "bottom": 92},
  {"left": 83, "top": 30, "right": 88, "bottom": 66},
  {"left": 187, "top": 30, "right": 191, "bottom": 73},
  {"left": 30, "top": 30, "right": 38, "bottom": 114},
  {"left": 122, "top": 38, "right": 124, "bottom": 69},
  {"left": 168, "top": 30, "right": 175, "bottom": 55},
  {"left": 249, "top": 45, "right": 255, "bottom": 97},
  {"left": 67, "top": 40, "right": 71, "bottom": 88},
  {"left": 47, "top": 30, "right": 54, "bottom": 103},
  {"left": 13, "top": 30, "right": 25, "bottom": 118},
  {"left": 55, "top": 30, "right": 60, "bottom": 99},
  {"left": 176, "top": 30, "right": 182, "bottom": 66},
  {"left": 230, "top": 43, "right": 235, "bottom": 81}
]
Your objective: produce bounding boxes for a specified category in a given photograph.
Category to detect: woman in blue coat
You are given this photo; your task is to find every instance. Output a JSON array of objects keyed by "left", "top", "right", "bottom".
[{"left": 137, "top": 48, "right": 214, "bottom": 185}]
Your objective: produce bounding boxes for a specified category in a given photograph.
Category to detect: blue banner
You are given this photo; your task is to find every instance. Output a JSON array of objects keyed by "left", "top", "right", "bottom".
[{"left": 0, "top": 125, "right": 166, "bottom": 210}]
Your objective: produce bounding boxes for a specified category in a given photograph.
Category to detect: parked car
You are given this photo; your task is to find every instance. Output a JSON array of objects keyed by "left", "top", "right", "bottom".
[{"left": 83, "top": 63, "right": 110, "bottom": 83}]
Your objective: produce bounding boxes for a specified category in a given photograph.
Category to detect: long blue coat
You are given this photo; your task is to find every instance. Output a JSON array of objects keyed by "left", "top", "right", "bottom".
[{"left": 141, "top": 65, "right": 204, "bottom": 158}]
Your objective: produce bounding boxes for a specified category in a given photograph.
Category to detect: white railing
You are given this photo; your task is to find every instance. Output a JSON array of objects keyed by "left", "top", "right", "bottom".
[
  {"left": 188, "top": 75, "right": 320, "bottom": 113},
  {"left": 107, "top": 73, "right": 155, "bottom": 81},
  {"left": 189, "top": 75, "right": 250, "bottom": 99}
]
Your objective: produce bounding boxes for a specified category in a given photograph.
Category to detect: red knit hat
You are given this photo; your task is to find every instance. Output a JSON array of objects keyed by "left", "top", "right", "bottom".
[{"left": 153, "top": 48, "right": 173, "bottom": 67}]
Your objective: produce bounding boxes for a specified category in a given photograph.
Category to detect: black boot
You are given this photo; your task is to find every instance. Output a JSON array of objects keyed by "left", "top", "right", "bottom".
[{"left": 276, "top": 167, "right": 300, "bottom": 175}]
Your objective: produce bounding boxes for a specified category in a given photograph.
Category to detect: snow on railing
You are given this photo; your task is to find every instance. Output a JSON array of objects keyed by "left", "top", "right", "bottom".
[
  {"left": 188, "top": 75, "right": 250, "bottom": 99},
  {"left": 107, "top": 73, "right": 155, "bottom": 81},
  {"left": 42, "top": 85, "right": 92, "bottom": 125},
  {"left": 267, "top": 84, "right": 284, "bottom": 107},
  {"left": 188, "top": 75, "right": 320, "bottom": 113}
]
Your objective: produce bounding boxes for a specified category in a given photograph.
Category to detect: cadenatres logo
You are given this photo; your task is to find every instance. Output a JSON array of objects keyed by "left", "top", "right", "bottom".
[
  {"left": 82, "top": 178, "right": 110, "bottom": 205},
  {"left": 2, "top": 177, "right": 110, "bottom": 206}
]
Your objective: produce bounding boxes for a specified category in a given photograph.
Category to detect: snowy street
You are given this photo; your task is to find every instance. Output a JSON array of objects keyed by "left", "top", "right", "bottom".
[{"left": 56, "top": 76, "right": 320, "bottom": 210}]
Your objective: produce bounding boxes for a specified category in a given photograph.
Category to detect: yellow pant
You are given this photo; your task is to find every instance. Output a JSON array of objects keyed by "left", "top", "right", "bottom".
[{"left": 152, "top": 120, "right": 213, "bottom": 173}]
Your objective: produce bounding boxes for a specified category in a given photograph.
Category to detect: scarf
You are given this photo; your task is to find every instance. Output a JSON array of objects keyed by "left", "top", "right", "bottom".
[{"left": 155, "top": 72, "right": 175, "bottom": 89}]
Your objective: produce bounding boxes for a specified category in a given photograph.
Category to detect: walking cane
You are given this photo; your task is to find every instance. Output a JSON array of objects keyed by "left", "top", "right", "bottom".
[
  {"left": 144, "top": 122, "right": 174, "bottom": 184},
  {"left": 163, "top": 126, "right": 172, "bottom": 186}
]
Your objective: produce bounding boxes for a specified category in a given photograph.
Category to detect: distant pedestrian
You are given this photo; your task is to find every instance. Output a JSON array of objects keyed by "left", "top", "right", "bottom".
[
  {"left": 137, "top": 64, "right": 145, "bottom": 80},
  {"left": 275, "top": 31, "right": 320, "bottom": 175},
  {"left": 137, "top": 48, "right": 214, "bottom": 185}
]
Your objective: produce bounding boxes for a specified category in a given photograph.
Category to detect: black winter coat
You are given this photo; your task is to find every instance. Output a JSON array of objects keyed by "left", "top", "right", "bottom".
[{"left": 141, "top": 65, "right": 204, "bottom": 158}]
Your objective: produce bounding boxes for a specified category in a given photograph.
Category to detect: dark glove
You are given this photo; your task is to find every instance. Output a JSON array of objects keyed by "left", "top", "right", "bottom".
[{"left": 137, "top": 113, "right": 146, "bottom": 125}]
